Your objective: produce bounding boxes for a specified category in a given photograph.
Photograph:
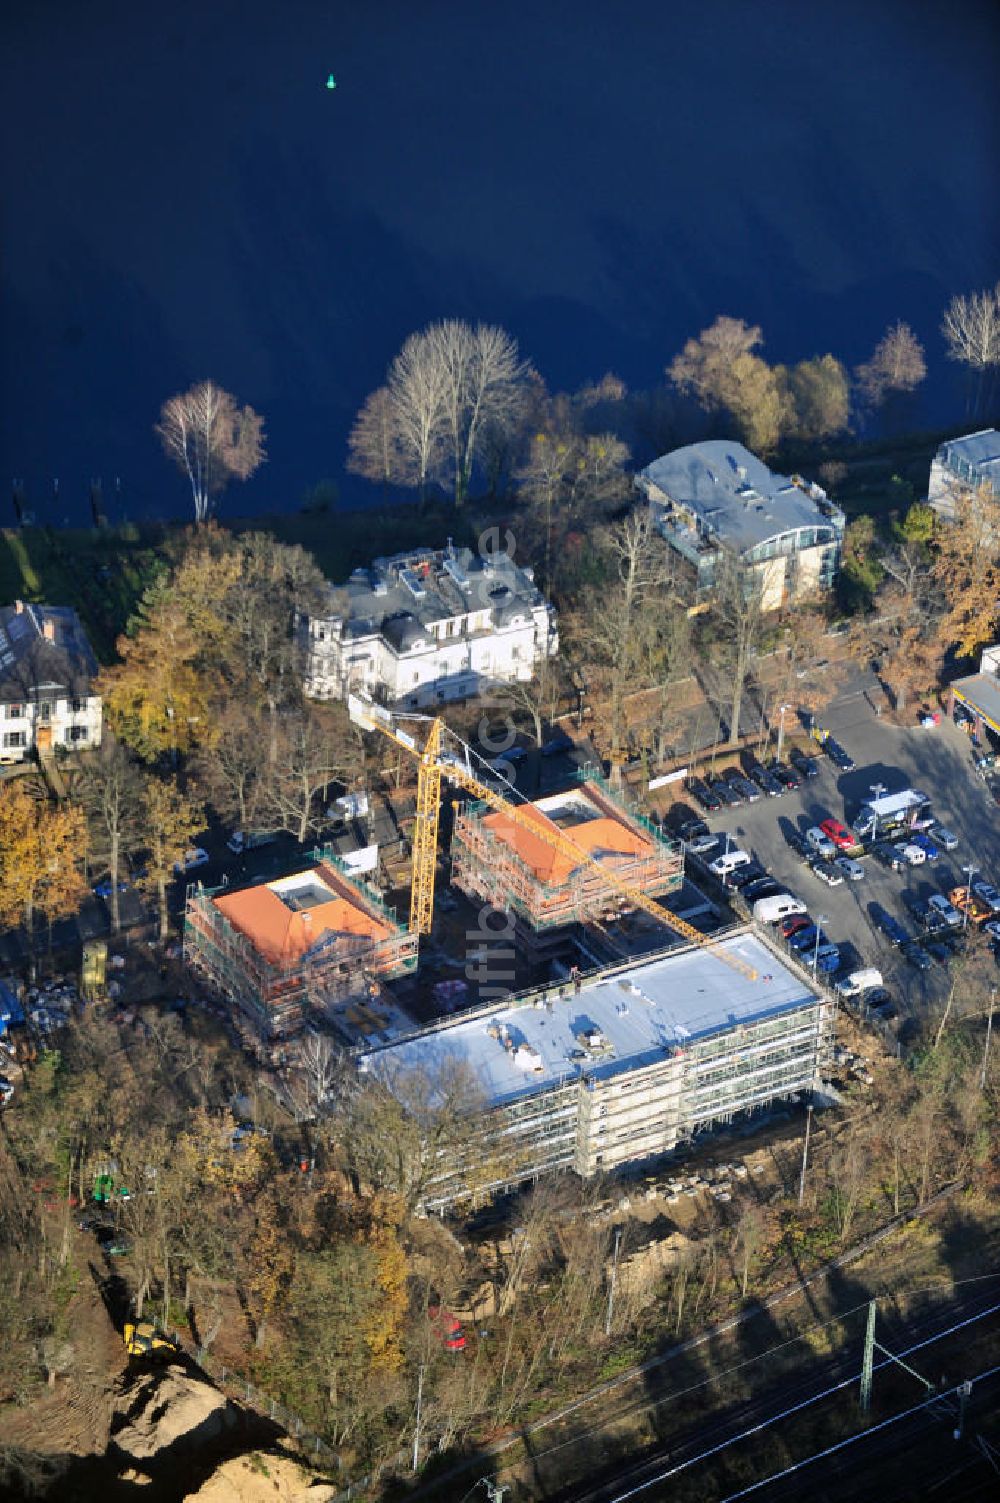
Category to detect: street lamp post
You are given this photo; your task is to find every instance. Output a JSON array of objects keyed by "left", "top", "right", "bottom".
[
  {"left": 776, "top": 703, "right": 791, "bottom": 764},
  {"left": 811, "top": 915, "right": 828, "bottom": 976},
  {"left": 962, "top": 865, "right": 979, "bottom": 932},
  {"left": 869, "top": 782, "right": 886, "bottom": 842}
]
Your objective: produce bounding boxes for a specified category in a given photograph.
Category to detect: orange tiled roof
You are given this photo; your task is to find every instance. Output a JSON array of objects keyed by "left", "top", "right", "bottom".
[
  {"left": 480, "top": 803, "right": 650, "bottom": 885},
  {"left": 213, "top": 872, "right": 390, "bottom": 966}
]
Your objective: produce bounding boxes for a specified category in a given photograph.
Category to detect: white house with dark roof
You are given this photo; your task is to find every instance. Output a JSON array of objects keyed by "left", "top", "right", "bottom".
[
  {"left": 0, "top": 601, "right": 102, "bottom": 763},
  {"left": 304, "top": 543, "right": 558, "bottom": 707},
  {"left": 928, "top": 429, "right": 1000, "bottom": 522},
  {"left": 635, "top": 440, "right": 845, "bottom": 610}
]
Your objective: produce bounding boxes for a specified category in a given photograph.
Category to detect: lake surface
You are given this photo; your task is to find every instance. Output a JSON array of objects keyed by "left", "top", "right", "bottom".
[{"left": 2, "top": 0, "right": 996, "bottom": 526}]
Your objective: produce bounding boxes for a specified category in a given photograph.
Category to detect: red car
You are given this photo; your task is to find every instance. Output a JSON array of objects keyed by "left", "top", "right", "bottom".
[
  {"left": 428, "top": 1304, "right": 466, "bottom": 1352},
  {"left": 819, "top": 817, "right": 859, "bottom": 852},
  {"left": 780, "top": 913, "right": 812, "bottom": 939}
]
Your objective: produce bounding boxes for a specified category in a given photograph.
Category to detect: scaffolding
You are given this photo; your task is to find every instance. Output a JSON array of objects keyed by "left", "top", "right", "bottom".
[
  {"left": 451, "top": 778, "right": 683, "bottom": 934},
  {"left": 183, "top": 847, "right": 418, "bottom": 1037}
]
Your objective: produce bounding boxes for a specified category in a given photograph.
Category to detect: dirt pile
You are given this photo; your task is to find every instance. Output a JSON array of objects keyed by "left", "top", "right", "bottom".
[
  {"left": 111, "top": 1360, "right": 239, "bottom": 1462},
  {"left": 187, "top": 1451, "right": 338, "bottom": 1502},
  {"left": 0, "top": 1357, "right": 336, "bottom": 1502}
]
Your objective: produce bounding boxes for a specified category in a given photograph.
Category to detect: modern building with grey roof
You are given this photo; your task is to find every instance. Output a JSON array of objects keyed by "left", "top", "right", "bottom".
[
  {"left": 928, "top": 429, "right": 1000, "bottom": 521},
  {"left": 304, "top": 542, "right": 558, "bottom": 708},
  {"left": 0, "top": 601, "right": 102, "bottom": 763},
  {"left": 360, "top": 929, "right": 835, "bottom": 1209},
  {"left": 636, "top": 440, "right": 844, "bottom": 609}
]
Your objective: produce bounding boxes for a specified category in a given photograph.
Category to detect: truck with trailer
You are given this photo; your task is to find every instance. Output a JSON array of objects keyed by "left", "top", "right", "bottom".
[{"left": 853, "top": 789, "right": 932, "bottom": 843}]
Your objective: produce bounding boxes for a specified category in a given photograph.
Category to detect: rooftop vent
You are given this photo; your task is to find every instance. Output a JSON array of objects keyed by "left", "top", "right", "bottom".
[
  {"left": 443, "top": 556, "right": 471, "bottom": 591},
  {"left": 400, "top": 568, "right": 426, "bottom": 599}
]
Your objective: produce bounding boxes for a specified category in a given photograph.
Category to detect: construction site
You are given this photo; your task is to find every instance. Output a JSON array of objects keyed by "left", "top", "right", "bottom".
[
  {"left": 360, "top": 928, "right": 835, "bottom": 1210},
  {"left": 182, "top": 850, "right": 418, "bottom": 1038},
  {"left": 450, "top": 775, "right": 684, "bottom": 966}
]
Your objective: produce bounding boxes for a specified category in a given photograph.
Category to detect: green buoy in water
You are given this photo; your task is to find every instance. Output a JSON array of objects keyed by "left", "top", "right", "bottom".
[{"left": 326, "top": 74, "right": 336, "bottom": 90}]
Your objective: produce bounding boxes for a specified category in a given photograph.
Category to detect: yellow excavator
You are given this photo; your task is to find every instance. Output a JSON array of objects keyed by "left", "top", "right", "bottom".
[{"left": 123, "top": 1319, "right": 177, "bottom": 1357}]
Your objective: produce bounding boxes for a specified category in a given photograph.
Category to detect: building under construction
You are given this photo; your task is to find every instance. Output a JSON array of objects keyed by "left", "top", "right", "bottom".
[
  {"left": 359, "top": 928, "right": 835, "bottom": 1210},
  {"left": 183, "top": 850, "right": 417, "bottom": 1037},
  {"left": 450, "top": 777, "right": 683, "bottom": 961}
]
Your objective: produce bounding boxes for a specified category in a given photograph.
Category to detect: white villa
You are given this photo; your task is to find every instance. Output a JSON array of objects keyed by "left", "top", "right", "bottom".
[
  {"left": 928, "top": 429, "right": 1000, "bottom": 522},
  {"left": 0, "top": 601, "right": 103, "bottom": 763},
  {"left": 304, "top": 544, "right": 558, "bottom": 708},
  {"left": 636, "top": 440, "right": 845, "bottom": 611}
]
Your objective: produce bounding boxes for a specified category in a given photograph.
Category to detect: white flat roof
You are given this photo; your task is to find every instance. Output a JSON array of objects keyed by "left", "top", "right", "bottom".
[{"left": 363, "top": 933, "right": 821, "bottom": 1109}]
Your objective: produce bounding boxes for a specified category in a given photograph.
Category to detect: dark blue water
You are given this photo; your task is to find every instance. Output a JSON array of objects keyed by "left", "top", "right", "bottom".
[{"left": 2, "top": 0, "right": 996, "bottom": 526}]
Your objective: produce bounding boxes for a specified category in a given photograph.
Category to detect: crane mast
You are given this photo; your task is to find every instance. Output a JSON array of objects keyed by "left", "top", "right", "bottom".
[{"left": 348, "top": 695, "right": 757, "bottom": 981}]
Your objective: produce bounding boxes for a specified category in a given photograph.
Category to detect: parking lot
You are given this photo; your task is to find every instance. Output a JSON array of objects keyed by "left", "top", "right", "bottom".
[{"left": 677, "top": 676, "right": 1000, "bottom": 1030}]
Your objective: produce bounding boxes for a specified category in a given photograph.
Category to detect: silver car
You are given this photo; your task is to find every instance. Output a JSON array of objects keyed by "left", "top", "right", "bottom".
[{"left": 833, "top": 855, "right": 865, "bottom": 881}]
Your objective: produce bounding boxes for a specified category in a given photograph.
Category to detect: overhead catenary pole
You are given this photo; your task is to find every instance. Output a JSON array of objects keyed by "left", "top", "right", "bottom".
[
  {"left": 962, "top": 864, "right": 979, "bottom": 931},
  {"left": 860, "top": 1298, "right": 877, "bottom": 1413},
  {"left": 605, "top": 1225, "right": 622, "bottom": 1336},
  {"left": 798, "top": 1102, "right": 814, "bottom": 1207},
  {"left": 412, "top": 1362, "right": 424, "bottom": 1472},
  {"left": 982, "top": 988, "right": 996, "bottom": 1091}
]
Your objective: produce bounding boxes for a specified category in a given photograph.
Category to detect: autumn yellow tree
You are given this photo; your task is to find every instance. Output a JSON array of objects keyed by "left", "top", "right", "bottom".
[
  {"left": 931, "top": 483, "right": 1000, "bottom": 659},
  {"left": 0, "top": 785, "right": 87, "bottom": 943},
  {"left": 98, "top": 596, "right": 215, "bottom": 762},
  {"left": 137, "top": 773, "right": 205, "bottom": 938}
]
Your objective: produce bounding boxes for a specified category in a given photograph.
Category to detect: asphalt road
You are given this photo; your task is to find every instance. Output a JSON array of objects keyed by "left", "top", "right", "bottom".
[{"left": 683, "top": 681, "right": 1000, "bottom": 1030}]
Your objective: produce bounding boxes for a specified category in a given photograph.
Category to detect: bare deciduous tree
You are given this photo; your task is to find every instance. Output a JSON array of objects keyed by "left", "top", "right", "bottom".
[
  {"left": 711, "top": 553, "right": 767, "bottom": 745},
  {"left": 428, "top": 320, "right": 531, "bottom": 505},
  {"left": 346, "top": 386, "right": 410, "bottom": 491},
  {"left": 854, "top": 321, "right": 927, "bottom": 410},
  {"left": 941, "top": 284, "right": 1000, "bottom": 416},
  {"left": 386, "top": 331, "right": 449, "bottom": 498},
  {"left": 156, "top": 381, "right": 266, "bottom": 522}
]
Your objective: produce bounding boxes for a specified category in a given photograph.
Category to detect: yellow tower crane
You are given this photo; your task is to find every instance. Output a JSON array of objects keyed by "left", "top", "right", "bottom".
[{"left": 348, "top": 695, "right": 757, "bottom": 981}]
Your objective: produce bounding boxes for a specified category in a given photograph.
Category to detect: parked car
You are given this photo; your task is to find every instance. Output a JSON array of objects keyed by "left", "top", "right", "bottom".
[
  {"left": 770, "top": 761, "right": 801, "bottom": 790},
  {"left": 833, "top": 855, "right": 865, "bottom": 882},
  {"left": 902, "top": 942, "right": 932, "bottom": 973},
  {"left": 911, "top": 831, "right": 939, "bottom": 861},
  {"left": 541, "top": 732, "right": 574, "bottom": 757},
  {"left": 972, "top": 881, "right": 1000, "bottom": 915},
  {"left": 893, "top": 841, "right": 926, "bottom": 867},
  {"left": 727, "top": 773, "right": 761, "bottom": 804},
  {"left": 819, "top": 817, "right": 860, "bottom": 853},
  {"left": 747, "top": 762, "right": 783, "bottom": 797},
  {"left": 781, "top": 913, "right": 813, "bottom": 939},
  {"left": 983, "top": 920, "right": 1000, "bottom": 941},
  {"left": 789, "top": 924, "right": 829, "bottom": 955},
  {"left": 753, "top": 893, "right": 807, "bottom": 923},
  {"left": 872, "top": 842, "right": 906, "bottom": 872},
  {"left": 930, "top": 824, "right": 959, "bottom": 851},
  {"left": 789, "top": 748, "right": 820, "bottom": 780},
  {"left": 823, "top": 736, "right": 856, "bottom": 772},
  {"left": 871, "top": 904, "right": 909, "bottom": 946},
  {"left": 708, "top": 777, "right": 741, "bottom": 809},
  {"left": 686, "top": 777, "right": 721, "bottom": 812},
  {"left": 814, "top": 944, "right": 841, "bottom": 974},
  {"left": 902, "top": 892, "right": 929, "bottom": 924},
  {"left": 709, "top": 848, "right": 751, "bottom": 877},
  {"left": 835, "top": 967, "right": 883, "bottom": 998},
  {"left": 174, "top": 848, "right": 210, "bottom": 874},
  {"left": 727, "top": 861, "right": 767, "bottom": 890},
  {"left": 677, "top": 820, "right": 720, "bottom": 855},
  {"left": 93, "top": 877, "right": 130, "bottom": 899},
  {"left": 926, "top": 893, "right": 962, "bottom": 929},
  {"left": 805, "top": 826, "right": 837, "bottom": 859},
  {"left": 742, "top": 878, "right": 784, "bottom": 903},
  {"left": 810, "top": 859, "right": 844, "bottom": 887}
]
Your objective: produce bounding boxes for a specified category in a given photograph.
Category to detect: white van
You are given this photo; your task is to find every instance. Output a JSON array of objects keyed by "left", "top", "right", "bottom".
[
  {"left": 835, "top": 967, "right": 883, "bottom": 998},
  {"left": 753, "top": 893, "right": 808, "bottom": 925},
  {"left": 709, "top": 848, "right": 751, "bottom": 877}
]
